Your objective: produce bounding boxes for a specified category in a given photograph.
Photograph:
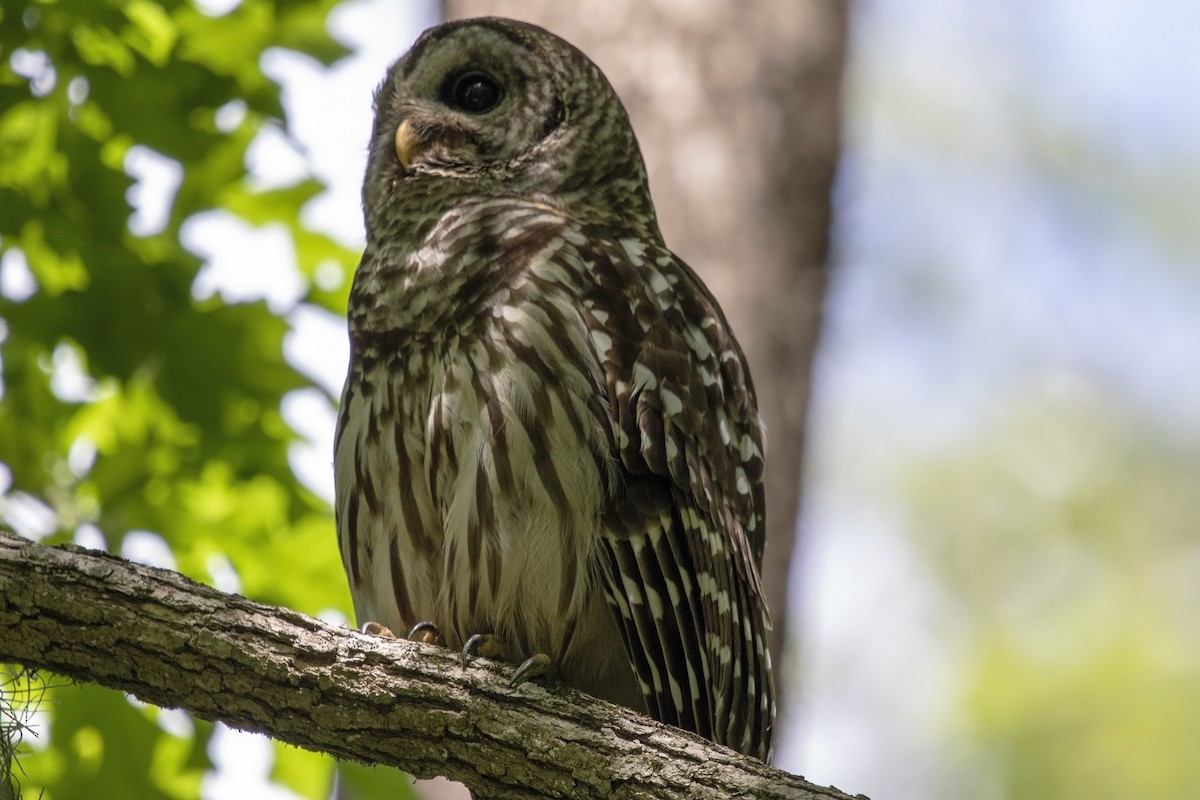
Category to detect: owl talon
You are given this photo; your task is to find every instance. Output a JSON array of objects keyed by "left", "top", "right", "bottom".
[
  {"left": 509, "top": 653, "right": 554, "bottom": 688},
  {"left": 461, "top": 633, "right": 506, "bottom": 667},
  {"left": 407, "top": 621, "right": 442, "bottom": 645},
  {"left": 362, "top": 621, "right": 396, "bottom": 639}
]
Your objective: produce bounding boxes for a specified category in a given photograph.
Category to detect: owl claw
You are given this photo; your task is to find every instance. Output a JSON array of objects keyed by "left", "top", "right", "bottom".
[
  {"left": 407, "top": 621, "right": 442, "bottom": 645},
  {"left": 461, "top": 633, "right": 506, "bottom": 667},
  {"left": 509, "top": 653, "right": 554, "bottom": 689},
  {"left": 361, "top": 621, "right": 396, "bottom": 639}
]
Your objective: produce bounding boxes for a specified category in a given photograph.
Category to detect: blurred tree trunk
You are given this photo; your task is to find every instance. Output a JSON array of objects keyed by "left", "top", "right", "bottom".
[
  {"left": 444, "top": 0, "right": 846, "bottom": 693},
  {"left": 420, "top": 4, "right": 845, "bottom": 798}
]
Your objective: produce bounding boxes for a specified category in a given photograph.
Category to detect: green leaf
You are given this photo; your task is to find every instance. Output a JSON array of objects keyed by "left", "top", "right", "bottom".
[
  {"left": 271, "top": 743, "right": 336, "bottom": 800},
  {"left": 338, "top": 761, "right": 419, "bottom": 800}
]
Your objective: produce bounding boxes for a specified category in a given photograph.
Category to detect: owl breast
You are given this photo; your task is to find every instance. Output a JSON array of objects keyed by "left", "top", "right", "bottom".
[{"left": 335, "top": 200, "right": 642, "bottom": 708}]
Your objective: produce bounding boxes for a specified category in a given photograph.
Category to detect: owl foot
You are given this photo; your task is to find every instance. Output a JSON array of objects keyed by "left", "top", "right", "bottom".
[
  {"left": 361, "top": 621, "right": 443, "bottom": 646},
  {"left": 407, "top": 621, "right": 443, "bottom": 645},
  {"left": 509, "top": 653, "right": 555, "bottom": 689},
  {"left": 361, "top": 621, "right": 396, "bottom": 638},
  {"left": 460, "top": 635, "right": 556, "bottom": 689},
  {"left": 461, "top": 633, "right": 507, "bottom": 667}
]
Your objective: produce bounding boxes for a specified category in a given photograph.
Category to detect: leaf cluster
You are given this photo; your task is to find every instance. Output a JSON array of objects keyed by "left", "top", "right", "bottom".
[{"left": 0, "top": 1, "right": 405, "bottom": 797}]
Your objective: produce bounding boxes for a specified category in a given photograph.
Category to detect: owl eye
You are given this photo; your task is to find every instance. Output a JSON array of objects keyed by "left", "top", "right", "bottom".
[{"left": 443, "top": 71, "right": 503, "bottom": 114}]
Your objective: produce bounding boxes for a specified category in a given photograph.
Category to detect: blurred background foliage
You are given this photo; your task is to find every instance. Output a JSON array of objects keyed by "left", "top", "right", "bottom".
[
  {"left": 0, "top": 0, "right": 410, "bottom": 796},
  {"left": 2, "top": 1, "right": 1199, "bottom": 800},
  {"left": 909, "top": 392, "right": 1200, "bottom": 799},
  {"left": 791, "top": 3, "right": 1200, "bottom": 798}
]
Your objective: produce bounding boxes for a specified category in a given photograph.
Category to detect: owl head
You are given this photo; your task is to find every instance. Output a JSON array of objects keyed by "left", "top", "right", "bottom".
[{"left": 362, "top": 17, "right": 660, "bottom": 243}]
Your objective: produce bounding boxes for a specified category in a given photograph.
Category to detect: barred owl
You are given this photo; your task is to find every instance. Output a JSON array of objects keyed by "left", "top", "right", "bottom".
[{"left": 334, "top": 17, "right": 774, "bottom": 761}]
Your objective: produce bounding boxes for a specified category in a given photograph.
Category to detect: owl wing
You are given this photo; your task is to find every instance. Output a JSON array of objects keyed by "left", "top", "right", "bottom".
[{"left": 578, "top": 233, "right": 774, "bottom": 761}]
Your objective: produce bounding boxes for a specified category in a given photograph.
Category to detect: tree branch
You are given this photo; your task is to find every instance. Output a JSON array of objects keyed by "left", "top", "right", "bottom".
[{"left": 0, "top": 533, "right": 861, "bottom": 799}]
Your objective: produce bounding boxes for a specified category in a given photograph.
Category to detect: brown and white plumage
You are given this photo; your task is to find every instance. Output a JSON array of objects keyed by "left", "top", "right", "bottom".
[{"left": 335, "top": 16, "right": 774, "bottom": 760}]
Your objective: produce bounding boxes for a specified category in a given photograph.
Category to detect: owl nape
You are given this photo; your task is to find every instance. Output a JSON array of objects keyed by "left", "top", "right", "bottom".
[{"left": 335, "top": 16, "right": 775, "bottom": 762}]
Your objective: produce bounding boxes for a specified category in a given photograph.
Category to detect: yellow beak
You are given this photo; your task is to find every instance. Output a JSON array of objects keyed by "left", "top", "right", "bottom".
[{"left": 394, "top": 119, "right": 421, "bottom": 172}]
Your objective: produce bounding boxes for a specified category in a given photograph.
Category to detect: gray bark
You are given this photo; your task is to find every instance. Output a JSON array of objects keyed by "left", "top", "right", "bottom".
[{"left": 0, "top": 533, "right": 863, "bottom": 800}]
